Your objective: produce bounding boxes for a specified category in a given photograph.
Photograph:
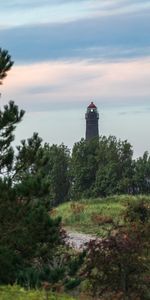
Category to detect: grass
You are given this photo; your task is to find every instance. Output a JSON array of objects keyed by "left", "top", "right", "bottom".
[
  {"left": 54, "top": 195, "right": 150, "bottom": 236},
  {"left": 0, "top": 285, "right": 75, "bottom": 300}
]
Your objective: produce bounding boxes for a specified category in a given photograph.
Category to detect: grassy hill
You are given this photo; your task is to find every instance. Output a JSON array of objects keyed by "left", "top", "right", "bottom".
[{"left": 53, "top": 195, "right": 150, "bottom": 236}]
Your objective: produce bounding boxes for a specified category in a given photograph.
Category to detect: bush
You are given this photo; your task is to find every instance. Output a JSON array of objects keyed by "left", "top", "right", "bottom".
[
  {"left": 0, "top": 188, "right": 63, "bottom": 286},
  {"left": 125, "top": 199, "right": 150, "bottom": 223},
  {"left": 91, "top": 213, "right": 113, "bottom": 225},
  {"left": 82, "top": 223, "right": 150, "bottom": 299}
]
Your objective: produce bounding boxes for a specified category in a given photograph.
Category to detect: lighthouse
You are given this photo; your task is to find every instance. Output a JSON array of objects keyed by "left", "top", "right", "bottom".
[{"left": 85, "top": 101, "right": 99, "bottom": 140}]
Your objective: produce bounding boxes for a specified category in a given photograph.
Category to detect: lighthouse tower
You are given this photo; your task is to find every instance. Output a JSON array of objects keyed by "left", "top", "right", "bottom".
[{"left": 85, "top": 101, "right": 99, "bottom": 140}]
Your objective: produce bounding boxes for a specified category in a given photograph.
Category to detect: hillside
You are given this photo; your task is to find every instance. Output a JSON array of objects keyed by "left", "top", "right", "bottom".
[{"left": 54, "top": 195, "right": 150, "bottom": 236}]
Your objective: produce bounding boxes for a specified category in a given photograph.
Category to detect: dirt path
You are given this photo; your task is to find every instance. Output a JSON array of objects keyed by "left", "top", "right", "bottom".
[{"left": 65, "top": 230, "right": 98, "bottom": 250}]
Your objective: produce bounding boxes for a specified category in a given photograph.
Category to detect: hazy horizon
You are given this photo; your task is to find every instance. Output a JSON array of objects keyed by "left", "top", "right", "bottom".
[{"left": 0, "top": 0, "right": 150, "bottom": 158}]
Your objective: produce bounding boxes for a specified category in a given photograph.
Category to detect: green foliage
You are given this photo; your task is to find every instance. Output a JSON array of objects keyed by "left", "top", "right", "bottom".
[
  {"left": 0, "top": 101, "right": 24, "bottom": 176},
  {"left": 54, "top": 196, "right": 127, "bottom": 235},
  {"left": 0, "top": 52, "right": 70, "bottom": 289},
  {"left": 0, "top": 246, "right": 19, "bottom": 284},
  {"left": 133, "top": 151, "right": 150, "bottom": 194},
  {"left": 82, "top": 223, "right": 150, "bottom": 299},
  {"left": 1, "top": 48, "right": 150, "bottom": 299},
  {"left": 0, "top": 48, "right": 13, "bottom": 84},
  {"left": 64, "top": 278, "right": 81, "bottom": 290},
  {"left": 71, "top": 137, "right": 134, "bottom": 199},
  {"left": 14, "top": 134, "right": 70, "bottom": 206},
  {"left": 0, "top": 285, "right": 75, "bottom": 300},
  {"left": 125, "top": 199, "right": 150, "bottom": 223},
  {"left": 55, "top": 195, "right": 150, "bottom": 237},
  {"left": 0, "top": 184, "right": 63, "bottom": 285},
  {"left": 71, "top": 138, "right": 98, "bottom": 199},
  {"left": 71, "top": 137, "right": 150, "bottom": 198}
]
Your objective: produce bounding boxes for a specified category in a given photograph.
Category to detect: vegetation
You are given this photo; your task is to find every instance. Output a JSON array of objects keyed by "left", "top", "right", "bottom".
[
  {"left": 0, "top": 48, "right": 150, "bottom": 299},
  {"left": 14, "top": 133, "right": 70, "bottom": 207},
  {"left": 54, "top": 195, "right": 150, "bottom": 235},
  {"left": 0, "top": 49, "right": 65, "bottom": 287},
  {"left": 83, "top": 227, "right": 150, "bottom": 299},
  {"left": 71, "top": 138, "right": 150, "bottom": 199},
  {"left": 0, "top": 285, "right": 75, "bottom": 300},
  {"left": 0, "top": 48, "right": 13, "bottom": 84},
  {"left": 81, "top": 199, "right": 150, "bottom": 299}
]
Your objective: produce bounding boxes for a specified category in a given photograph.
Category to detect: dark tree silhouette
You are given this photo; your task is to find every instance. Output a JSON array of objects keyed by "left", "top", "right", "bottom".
[{"left": 0, "top": 48, "right": 14, "bottom": 84}]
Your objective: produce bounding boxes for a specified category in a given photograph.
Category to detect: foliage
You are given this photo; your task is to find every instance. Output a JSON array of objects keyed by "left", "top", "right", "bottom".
[
  {"left": 0, "top": 106, "right": 64, "bottom": 286},
  {"left": 0, "top": 48, "right": 13, "bottom": 84},
  {"left": 42, "top": 247, "right": 85, "bottom": 293},
  {"left": 0, "top": 50, "right": 67, "bottom": 287},
  {"left": 54, "top": 196, "right": 129, "bottom": 235},
  {"left": 0, "top": 101, "right": 25, "bottom": 176},
  {"left": 15, "top": 245, "right": 85, "bottom": 292},
  {"left": 0, "top": 285, "right": 75, "bottom": 300},
  {"left": 55, "top": 195, "right": 150, "bottom": 237},
  {"left": 71, "top": 137, "right": 150, "bottom": 198},
  {"left": 125, "top": 199, "right": 150, "bottom": 223},
  {"left": 133, "top": 151, "right": 150, "bottom": 194},
  {"left": 0, "top": 183, "right": 63, "bottom": 285},
  {"left": 71, "top": 137, "right": 134, "bottom": 199},
  {"left": 91, "top": 213, "right": 113, "bottom": 226},
  {"left": 82, "top": 223, "right": 150, "bottom": 299},
  {"left": 70, "top": 138, "right": 99, "bottom": 199},
  {"left": 14, "top": 134, "right": 70, "bottom": 207},
  {"left": 1, "top": 48, "right": 150, "bottom": 299}
]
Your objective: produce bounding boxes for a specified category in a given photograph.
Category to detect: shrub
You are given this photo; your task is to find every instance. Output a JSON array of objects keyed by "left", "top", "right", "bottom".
[
  {"left": 124, "top": 199, "right": 150, "bottom": 223},
  {"left": 91, "top": 213, "right": 113, "bottom": 225},
  {"left": 82, "top": 224, "right": 150, "bottom": 299},
  {"left": 70, "top": 203, "right": 85, "bottom": 214}
]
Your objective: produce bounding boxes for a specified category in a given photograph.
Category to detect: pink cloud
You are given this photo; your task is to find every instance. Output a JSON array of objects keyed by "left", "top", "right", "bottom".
[{"left": 1, "top": 57, "right": 150, "bottom": 109}]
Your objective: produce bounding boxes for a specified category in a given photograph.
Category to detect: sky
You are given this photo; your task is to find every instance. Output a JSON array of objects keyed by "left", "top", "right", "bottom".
[{"left": 0, "top": 0, "right": 150, "bottom": 157}]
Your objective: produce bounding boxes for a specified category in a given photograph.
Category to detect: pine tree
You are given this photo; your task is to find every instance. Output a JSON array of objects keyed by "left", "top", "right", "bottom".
[
  {"left": 0, "top": 49, "right": 63, "bottom": 286},
  {"left": 0, "top": 48, "right": 13, "bottom": 84},
  {"left": 0, "top": 101, "right": 25, "bottom": 177}
]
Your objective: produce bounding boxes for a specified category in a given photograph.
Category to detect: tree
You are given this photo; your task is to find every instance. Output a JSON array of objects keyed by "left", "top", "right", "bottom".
[
  {"left": 0, "top": 101, "right": 25, "bottom": 177},
  {"left": 0, "top": 115, "right": 63, "bottom": 286},
  {"left": 133, "top": 151, "right": 150, "bottom": 194},
  {"left": 94, "top": 136, "right": 134, "bottom": 196},
  {"left": 83, "top": 222, "right": 150, "bottom": 299},
  {"left": 0, "top": 48, "right": 24, "bottom": 177},
  {"left": 71, "top": 136, "right": 134, "bottom": 199},
  {"left": 0, "top": 49, "right": 64, "bottom": 286},
  {"left": 0, "top": 180, "right": 63, "bottom": 285},
  {"left": 71, "top": 138, "right": 98, "bottom": 199},
  {"left": 0, "top": 48, "right": 13, "bottom": 84},
  {"left": 14, "top": 134, "right": 70, "bottom": 206}
]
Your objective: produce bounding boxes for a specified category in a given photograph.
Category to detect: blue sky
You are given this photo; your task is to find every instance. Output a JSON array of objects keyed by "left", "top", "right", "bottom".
[{"left": 0, "top": 0, "right": 150, "bottom": 157}]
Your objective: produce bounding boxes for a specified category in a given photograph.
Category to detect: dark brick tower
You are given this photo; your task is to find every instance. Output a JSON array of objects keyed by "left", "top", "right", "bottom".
[{"left": 85, "top": 101, "right": 99, "bottom": 140}]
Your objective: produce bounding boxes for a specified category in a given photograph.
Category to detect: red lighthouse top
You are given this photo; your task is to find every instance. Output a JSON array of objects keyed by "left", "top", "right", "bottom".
[{"left": 88, "top": 101, "right": 97, "bottom": 109}]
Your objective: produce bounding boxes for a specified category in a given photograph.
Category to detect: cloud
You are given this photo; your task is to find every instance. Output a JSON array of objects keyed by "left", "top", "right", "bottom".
[
  {"left": 1, "top": 0, "right": 150, "bottom": 29},
  {"left": 0, "top": 0, "right": 91, "bottom": 28},
  {"left": 1, "top": 57, "right": 150, "bottom": 112},
  {"left": 1, "top": 0, "right": 150, "bottom": 15},
  {"left": 0, "top": 0, "right": 87, "bottom": 9},
  {"left": 0, "top": 11, "right": 150, "bottom": 64}
]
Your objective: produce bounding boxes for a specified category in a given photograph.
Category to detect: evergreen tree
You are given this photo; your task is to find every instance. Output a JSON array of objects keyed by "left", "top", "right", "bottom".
[
  {"left": 14, "top": 134, "right": 70, "bottom": 206},
  {"left": 71, "top": 136, "right": 134, "bottom": 198},
  {"left": 133, "top": 151, "right": 150, "bottom": 193},
  {"left": 0, "top": 48, "right": 13, "bottom": 84},
  {"left": 0, "top": 49, "right": 63, "bottom": 286},
  {"left": 71, "top": 138, "right": 98, "bottom": 199},
  {"left": 0, "top": 101, "right": 25, "bottom": 177}
]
